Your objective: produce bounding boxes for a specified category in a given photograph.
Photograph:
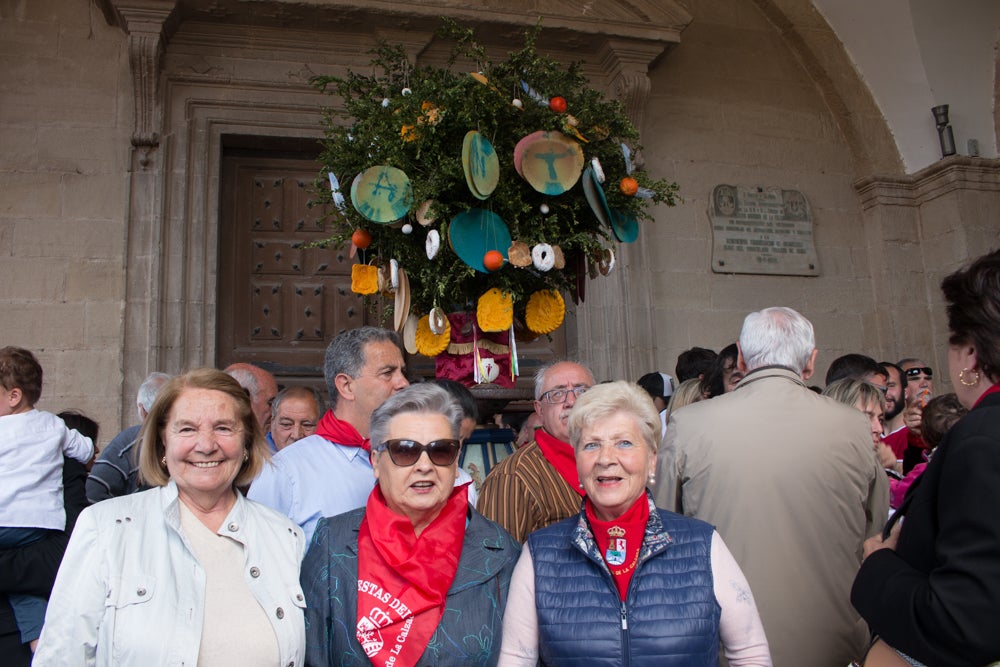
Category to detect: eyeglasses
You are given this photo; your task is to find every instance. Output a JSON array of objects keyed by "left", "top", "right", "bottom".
[
  {"left": 376, "top": 438, "right": 461, "bottom": 467},
  {"left": 904, "top": 367, "right": 933, "bottom": 379},
  {"left": 539, "top": 386, "right": 590, "bottom": 404}
]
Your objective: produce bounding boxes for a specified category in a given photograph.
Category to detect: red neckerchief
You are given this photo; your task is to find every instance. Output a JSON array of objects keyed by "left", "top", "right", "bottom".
[
  {"left": 973, "top": 383, "right": 1000, "bottom": 408},
  {"left": 355, "top": 484, "right": 468, "bottom": 667},
  {"left": 586, "top": 494, "right": 649, "bottom": 600},
  {"left": 315, "top": 410, "right": 369, "bottom": 451},
  {"left": 535, "top": 429, "right": 585, "bottom": 497}
]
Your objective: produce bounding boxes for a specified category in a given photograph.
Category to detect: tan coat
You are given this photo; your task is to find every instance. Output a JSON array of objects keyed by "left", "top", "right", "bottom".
[{"left": 653, "top": 366, "right": 889, "bottom": 667}]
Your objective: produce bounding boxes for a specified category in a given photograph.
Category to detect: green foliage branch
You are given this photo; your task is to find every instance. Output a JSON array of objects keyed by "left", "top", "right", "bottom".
[{"left": 310, "top": 20, "right": 679, "bottom": 319}]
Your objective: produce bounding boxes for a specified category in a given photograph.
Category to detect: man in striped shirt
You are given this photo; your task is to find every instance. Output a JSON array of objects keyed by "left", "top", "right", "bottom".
[{"left": 476, "top": 361, "right": 595, "bottom": 541}]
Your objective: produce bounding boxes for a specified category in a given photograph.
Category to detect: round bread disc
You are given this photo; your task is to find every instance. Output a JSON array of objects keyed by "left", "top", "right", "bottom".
[
  {"left": 448, "top": 209, "right": 512, "bottom": 273},
  {"left": 415, "top": 199, "right": 437, "bottom": 226},
  {"left": 402, "top": 313, "right": 420, "bottom": 354},
  {"left": 513, "top": 130, "right": 546, "bottom": 178},
  {"left": 393, "top": 268, "right": 410, "bottom": 333},
  {"left": 350, "top": 165, "right": 412, "bottom": 223},
  {"left": 507, "top": 240, "right": 532, "bottom": 267},
  {"left": 520, "top": 131, "right": 584, "bottom": 195},
  {"left": 610, "top": 209, "right": 639, "bottom": 243},
  {"left": 582, "top": 165, "right": 613, "bottom": 228},
  {"left": 462, "top": 131, "right": 500, "bottom": 199}
]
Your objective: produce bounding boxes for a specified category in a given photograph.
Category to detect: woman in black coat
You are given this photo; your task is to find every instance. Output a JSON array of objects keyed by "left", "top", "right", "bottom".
[{"left": 851, "top": 249, "right": 1000, "bottom": 666}]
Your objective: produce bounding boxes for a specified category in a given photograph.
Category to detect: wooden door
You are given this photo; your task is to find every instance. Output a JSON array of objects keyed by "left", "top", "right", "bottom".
[{"left": 217, "top": 149, "right": 373, "bottom": 387}]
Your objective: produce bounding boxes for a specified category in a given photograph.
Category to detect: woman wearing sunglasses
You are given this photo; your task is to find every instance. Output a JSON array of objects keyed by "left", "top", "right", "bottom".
[{"left": 301, "top": 383, "right": 520, "bottom": 666}]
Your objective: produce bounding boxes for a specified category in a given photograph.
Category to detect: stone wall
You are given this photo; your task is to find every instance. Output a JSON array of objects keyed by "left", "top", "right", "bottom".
[
  {"left": 0, "top": 1, "right": 130, "bottom": 434},
  {"left": 1, "top": 0, "right": 997, "bottom": 446}
]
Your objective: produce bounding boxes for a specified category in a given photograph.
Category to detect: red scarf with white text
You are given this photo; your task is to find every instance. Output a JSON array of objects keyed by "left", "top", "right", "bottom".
[
  {"left": 355, "top": 484, "right": 468, "bottom": 667},
  {"left": 315, "top": 410, "right": 369, "bottom": 451},
  {"left": 535, "top": 429, "right": 585, "bottom": 496},
  {"left": 586, "top": 494, "right": 649, "bottom": 600}
]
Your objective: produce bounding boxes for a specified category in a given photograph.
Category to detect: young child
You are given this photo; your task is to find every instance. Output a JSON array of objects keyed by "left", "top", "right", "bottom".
[
  {"left": 889, "top": 393, "right": 968, "bottom": 509},
  {"left": 0, "top": 347, "right": 94, "bottom": 651}
]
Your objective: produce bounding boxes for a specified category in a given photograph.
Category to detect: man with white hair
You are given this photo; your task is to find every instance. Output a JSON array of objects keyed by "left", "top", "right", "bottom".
[
  {"left": 653, "top": 307, "right": 888, "bottom": 667},
  {"left": 85, "top": 371, "right": 171, "bottom": 503}
]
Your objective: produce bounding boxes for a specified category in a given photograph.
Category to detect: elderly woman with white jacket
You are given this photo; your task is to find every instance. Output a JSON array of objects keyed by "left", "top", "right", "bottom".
[{"left": 34, "top": 369, "right": 306, "bottom": 666}]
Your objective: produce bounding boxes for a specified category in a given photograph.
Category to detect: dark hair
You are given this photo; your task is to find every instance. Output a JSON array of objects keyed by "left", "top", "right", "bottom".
[
  {"left": 0, "top": 346, "right": 43, "bottom": 406},
  {"left": 636, "top": 372, "right": 672, "bottom": 400},
  {"left": 941, "top": 249, "right": 1000, "bottom": 381},
  {"left": 323, "top": 327, "right": 403, "bottom": 409},
  {"left": 433, "top": 379, "right": 479, "bottom": 422},
  {"left": 825, "top": 353, "right": 885, "bottom": 386},
  {"left": 878, "top": 361, "right": 907, "bottom": 391},
  {"left": 920, "top": 393, "right": 968, "bottom": 449},
  {"left": 58, "top": 410, "right": 100, "bottom": 442},
  {"left": 701, "top": 343, "right": 739, "bottom": 398},
  {"left": 675, "top": 347, "right": 717, "bottom": 383}
]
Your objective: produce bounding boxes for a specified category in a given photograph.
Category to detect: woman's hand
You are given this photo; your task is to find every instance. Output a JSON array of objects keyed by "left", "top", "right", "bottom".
[
  {"left": 862, "top": 520, "right": 901, "bottom": 560},
  {"left": 876, "top": 443, "right": 898, "bottom": 471}
]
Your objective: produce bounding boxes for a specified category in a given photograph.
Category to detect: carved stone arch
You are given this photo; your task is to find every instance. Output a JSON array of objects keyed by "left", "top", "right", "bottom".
[{"left": 98, "top": 0, "right": 693, "bottom": 403}]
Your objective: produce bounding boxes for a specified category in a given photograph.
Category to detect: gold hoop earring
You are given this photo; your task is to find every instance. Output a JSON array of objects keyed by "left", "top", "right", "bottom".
[{"left": 959, "top": 368, "right": 981, "bottom": 387}]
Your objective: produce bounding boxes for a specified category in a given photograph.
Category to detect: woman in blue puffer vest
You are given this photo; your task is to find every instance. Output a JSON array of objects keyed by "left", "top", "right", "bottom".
[{"left": 498, "top": 381, "right": 771, "bottom": 666}]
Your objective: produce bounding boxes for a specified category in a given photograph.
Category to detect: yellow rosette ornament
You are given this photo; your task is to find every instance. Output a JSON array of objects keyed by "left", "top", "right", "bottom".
[
  {"left": 414, "top": 314, "right": 451, "bottom": 357},
  {"left": 525, "top": 289, "right": 565, "bottom": 335},
  {"left": 477, "top": 288, "right": 513, "bottom": 333}
]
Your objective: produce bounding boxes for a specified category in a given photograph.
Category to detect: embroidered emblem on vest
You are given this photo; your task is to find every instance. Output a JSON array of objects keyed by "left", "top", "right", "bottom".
[{"left": 605, "top": 525, "right": 626, "bottom": 566}]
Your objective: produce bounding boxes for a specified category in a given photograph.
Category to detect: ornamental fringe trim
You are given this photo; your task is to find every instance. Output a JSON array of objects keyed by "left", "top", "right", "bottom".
[
  {"left": 415, "top": 314, "right": 451, "bottom": 356},
  {"left": 477, "top": 288, "right": 513, "bottom": 332},
  {"left": 525, "top": 289, "right": 565, "bottom": 335}
]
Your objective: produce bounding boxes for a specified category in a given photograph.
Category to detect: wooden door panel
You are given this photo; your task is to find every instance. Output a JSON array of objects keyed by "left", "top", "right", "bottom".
[{"left": 218, "top": 152, "right": 372, "bottom": 382}]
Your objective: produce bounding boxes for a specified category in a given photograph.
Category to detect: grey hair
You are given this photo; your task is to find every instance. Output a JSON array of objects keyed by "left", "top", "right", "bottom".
[
  {"left": 271, "top": 385, "right": 325, "bottom": 419},
  {"left": 136, "top": 372, "right": 171, "bottom": 420},
  {"left": 739, "top": 307, "right": 816, "bottom": 374},
  {"left": 323, "top": 327, "right": 402, "bottom": 409},
  {"left": 821, "top": 378, "right": 886, "bottom": 413},
  {"left": 533, "top": 360, "right": 595, "bottom": 400},
  {"left": 567, "top": 381, "right": 660, "bottom": 456},
  {"left": 369, "top": 383, "right": 464, "bottom": 451}
]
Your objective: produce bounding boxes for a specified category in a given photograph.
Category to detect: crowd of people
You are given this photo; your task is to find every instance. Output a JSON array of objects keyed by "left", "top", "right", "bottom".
[{"left": 3, "top": 248, "right": 1000, "bottom": 665}]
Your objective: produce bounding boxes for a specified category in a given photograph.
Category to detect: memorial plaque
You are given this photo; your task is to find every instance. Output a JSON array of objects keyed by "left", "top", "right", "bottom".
[{"left": 709, "top": 184, "right": 820, "bottom": 276}]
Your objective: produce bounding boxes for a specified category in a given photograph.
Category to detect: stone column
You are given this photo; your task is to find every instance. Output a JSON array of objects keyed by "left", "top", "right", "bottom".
[
  {"left": 105, "top": 0, "right": 178, "bottom": 425},
  {"left": 575, "top": 39, "right": 668, "bottom": 381}
]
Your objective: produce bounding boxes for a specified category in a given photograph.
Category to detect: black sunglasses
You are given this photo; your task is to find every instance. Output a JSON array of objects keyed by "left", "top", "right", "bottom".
[
  {"left": 905, "top": 367, "right": 933, "bottom": 379},
  {"left": 376, "top": 438, "right": 461, "bottom": 467}
]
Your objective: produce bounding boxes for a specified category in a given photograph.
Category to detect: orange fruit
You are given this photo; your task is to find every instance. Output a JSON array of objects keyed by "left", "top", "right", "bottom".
[
  {"left": 619, "top": 176, "right": 639, "bottom": 196},
  {"left": 483, "top": 250, "right": 504, "bottom": 271},
  {"left": 549, "top": 96, "right": 567, "bottom": 113},
  {"left": 351, "top": 228, "right": 372, "bottom": 249}
]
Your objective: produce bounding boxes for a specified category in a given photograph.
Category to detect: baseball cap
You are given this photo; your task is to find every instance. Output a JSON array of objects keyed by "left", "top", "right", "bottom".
[{"left": 637, "top": 372, "right": 675, "bottom": 400}]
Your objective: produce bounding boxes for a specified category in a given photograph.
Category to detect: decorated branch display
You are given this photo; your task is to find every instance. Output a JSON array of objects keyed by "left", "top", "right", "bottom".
[{"left": 312, "top": 22, "right": 678, "bottom": 385}]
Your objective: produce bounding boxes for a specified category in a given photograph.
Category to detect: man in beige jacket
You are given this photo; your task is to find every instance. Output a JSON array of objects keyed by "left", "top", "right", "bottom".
[{"left": 653, "top": 307, "right": 888, "bottom": 667}]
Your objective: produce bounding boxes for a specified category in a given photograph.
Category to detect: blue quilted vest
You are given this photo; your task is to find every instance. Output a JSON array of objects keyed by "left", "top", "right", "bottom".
[{"left": 527, "top": 496, "right": 720, "bottom": 666}]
